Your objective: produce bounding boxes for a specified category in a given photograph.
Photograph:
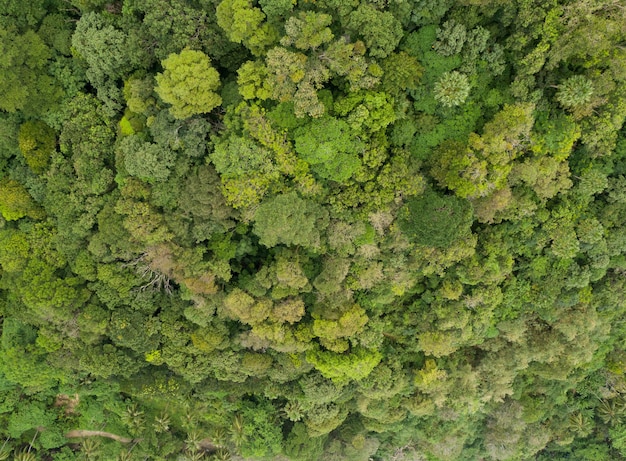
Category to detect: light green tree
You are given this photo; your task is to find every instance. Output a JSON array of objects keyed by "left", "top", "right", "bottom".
[
  {"left": 434, "top": 71, "right": 470, "bottom": 107},
  {"left": 556, "top": 75, "right": 594, "bottom": 110},
  {"left": 0, "top": 179, "right": 43, "bottom": 221},
  {"left": 280, "top": 11, "right": 334, "bottom": 50},
  {"left": 216, "top": 0, "right": 278, "bottom": 55},
  {"left": 155, "top": 49, "right": 222, "bottom": 119}
]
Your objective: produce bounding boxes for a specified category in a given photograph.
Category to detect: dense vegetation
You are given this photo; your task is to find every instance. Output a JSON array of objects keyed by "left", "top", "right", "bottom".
[{"left": 3, "top": 0, "right": 626, "bottom": 459}]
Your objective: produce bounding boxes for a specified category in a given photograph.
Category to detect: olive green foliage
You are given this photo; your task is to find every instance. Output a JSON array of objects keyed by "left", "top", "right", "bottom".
[
  {"left": 18, "top": 121, "right": 55, "bottom": 173},
  {"left": 0, "top": 179, "right": 42, "bottom": 221},
  {"left": 398, "top": 190, "right": 474, "bottom": 248},
  {"left": 433, "top": 20, "right": 467, "bottom": 56},
  {"left": 253, "top": 192, "right": 329, "bottom": 249},
  {"left": 3, "top": 1, "right": 626, "bottom": 460}
]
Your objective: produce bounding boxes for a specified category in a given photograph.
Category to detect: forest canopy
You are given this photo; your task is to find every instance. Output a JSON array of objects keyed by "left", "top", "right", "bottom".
[{"left": 2, "top": 0, "right": 626, "bottom": 460}]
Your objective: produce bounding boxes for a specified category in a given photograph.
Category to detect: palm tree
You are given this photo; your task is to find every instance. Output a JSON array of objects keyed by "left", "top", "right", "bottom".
[
  {"left": 597, "top": 399, "right": 624, "bottom": 426},
  {"left": 81, "top": 438, "right": 102, "bottom": 460},
  {"left": 117, "top": 449, "right": 133, "bottom": 461},
  {"left": 434, "top": 71, "right": 470, "bottom": 107},
  {"left": 185, "top": 430, "right": 202, "bottom": 454},
  {"left": 12, "top": 449, "right": 36, "bottom": 461},
  {"left": 210, "top": 427, "right": 227, "bottom": 448},
  {"left": 556, "top": 75, "right": 594, "bottom": 109},
  {"left": 229, "top": 414, "right": 247, "bottom": 449},
  {"left": 153, "top": 411, "right": 171, "bottom": 433},
  {"left": 567, "top": 411, "right": 593, "bottom": 437},
  {"left": 122, "top": 403, "right": 145, "bottom": 435},
  {"left": 0, "top": 438, "right": 10, "bottom": 461},
  {"left": 212, "top": 448, "right": 232, "bottom": 461}
]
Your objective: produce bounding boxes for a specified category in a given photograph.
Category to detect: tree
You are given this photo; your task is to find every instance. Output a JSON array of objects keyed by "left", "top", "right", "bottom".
[
  {"left": 264, "top": 46, "right": 318, "bottom": 115},
  {"left": 293, "top": 116, "right": 362, "bottom": 183},
  {"left": 431, "top": 103, "right": 535, "bottom": 198},
  {"left": 253, "top": 191, "right": 329, "bottom": 250},
  {"left": 259, "top": 0, "right": 296, "bottom": 20},
  {"left": 211, "top": 135, "right": 275, "bottom": 178},
  {"left": 381, "top": 51, "right": 423, "bottom": 94},
  {"left": 0, "top": 26, "right": 58, "bottom": 115},
  {"left": 123, "top": 75, "right": 156, "bottom": 115},
  {"left": 333, "top": 91, "right": 396, "bottom": 134},
  {"left": 280, "top": 11, "right": 334, "bottom": 51},
  {"left": 305, "top": 346, "right": 382, "bottom": 385},
  {"left": 216, "top": 0, "right": 278, "bottom": 56},
  {"left": 284, "top": 423, "right": 327, "bottom": 461},
  {"left": 119, "top": 136, "right": 175, "bottom": 183},
  {"left": 556, "top": 75, "right": 594, "bottom": 110},
  {"left": 179, "top": 165, "right": 237, "bottom": 239},
  {"left": 0, "top": 179, "right": 43, "bottom": 221},
  {"left": 132, "top": 0, "right": 229, "bottom": 62},
  {"left": 237, "top": 400, "right": 284, "bottom": 458},
  {"left": 155, "top": 49, "right": 222, "bottom": 119},
  {"left": 237, "top": 60, "right": 273, "bottom": 100},
  {"left": 434, "top": 71, "right": 470, "bottom": 107},
  {"left": 17, "top": 121, "right": 55, "bottom": 174},
  {"left": 0, "top": 319, "right": 63, "bottom": 392},
  {"left": 72, "top": 12, "right": 131, "bottom": 113},
  {"left": 433, "top": 20, "right": 467, "bottom": 56},
  {"left": 347, "top": 4, "right": 403, "bottom": 58},
  {"left": 312, "top": 304, "right": 369, "bottom": 352},
  {"left": 398, "top": 190, "right": 474, "bottom": 248}
]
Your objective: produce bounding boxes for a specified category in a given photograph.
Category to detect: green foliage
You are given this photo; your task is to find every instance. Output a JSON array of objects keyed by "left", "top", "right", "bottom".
[
  {"left": 434, "top": 71, "right": 470, "bottom": 107},
  {"left": 155, "top": 49, "right": 222, "bottom": 119},
  {"left": 433, "top": 20, "right": 467, "bottom": 56},
  {"left": 556, "top": 75, "right": 594, "bottom": 109},
  {"left": 398, "top": 190, "right": 474, "bottom": 248},
  {"left": 259, "top": 0, "right": 295, "bottom": 20},
  {"left": 253, "top": 192, "right": 329, "bottom": 249},
  {"left": 0, "top": 26, "right": 57, "bottom": 115},
  {"left": 281, "top": 11, "right": 334, "bottom": 50},
  {"left": 306, "top": 346, "right": 382, "bottom": 385},
  {"left": 3, "top": 1, "right": 626, "bottom": 461},
  {"left": 284, "top": 422, "right": 327, "bottom": 461},
  {"left": 294, "top": 116, "right": 362, "bottom": 183},
  {"left": 123, "top": 76, "right": 155, "bottom": 116},
  {"left": 18, "top": 121, "right": 55, "bottom": 173},
  {"left": 0, "top": 179, "right": 43, "bottom": 221},
  {"left": 216, "top": 0, "right": 278, "bottom": 56},
  {"left": 431, "top": 103, "right": 535, "bottom": 198},
  {"left": 237, "top": 400, "right": 284, "bottom": 457},
  {"left": 72, "top": 12, "right": 130, "bottom": 113},
  {"left": 348, "top": 4, "right": 403, "bottom": 58},
  {"left": 237, "top": 60, "right": 272, "bottom": 100},
  {"left": 211, "top": 135, "right": 274, "bottom": 178},
  {"left": 119, "top": 136, "right": 175, "bottom": 183},
  {"left": 381, "top": 51, "right": 423, "bottom": 94}
]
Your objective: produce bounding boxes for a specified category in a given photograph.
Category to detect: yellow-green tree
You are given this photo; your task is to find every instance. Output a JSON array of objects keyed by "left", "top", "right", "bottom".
[
  {"left": 155, "top": 49, "right": 222, "bottom": 119},
  {"left": 0, "top": 178, "right": 43, "bottom": 221}
]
